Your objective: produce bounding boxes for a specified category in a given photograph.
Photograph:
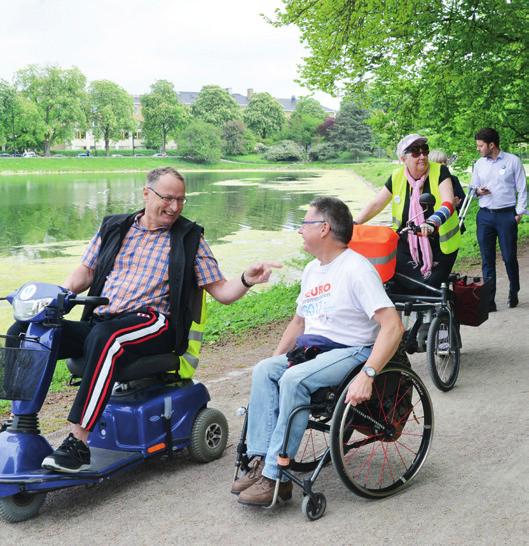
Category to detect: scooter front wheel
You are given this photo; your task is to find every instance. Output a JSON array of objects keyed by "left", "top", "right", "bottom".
[
  {"left": 188, "top": 408, "right": 228, "bottom": 463},
  {"left": 0, "top": 492, "right": 47, "bottom": 523}
]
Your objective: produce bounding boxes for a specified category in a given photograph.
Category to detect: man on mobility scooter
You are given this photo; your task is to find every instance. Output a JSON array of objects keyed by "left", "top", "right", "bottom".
[
  {"left": 8, "top": 167, "right": 280, "bottom": 473},
  {"left": 232, "top": 197, "right": 404, "bottom": 507}
]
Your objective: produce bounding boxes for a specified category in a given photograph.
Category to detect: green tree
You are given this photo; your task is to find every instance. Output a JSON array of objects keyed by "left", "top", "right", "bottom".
[
  {"left": 222, "top": 120, "right": 254, "bottom": 156},
  {"left": 286, "top": 97, "right": 327, "bottom": 152},
  {"left": 191, "top": 85, "right": 241, "bottom": 128},
  {"left": 141, "top": 80, "right": 188, "bottom": 152},
  {"left": 0, "top": 81, "right": 17, "bottom": 149},
  {"left": 328, "top": 99, "right": 372, "bottom": 159},
  {"left": 16, "top": 65, "right": 87, "bottom": 156},
  {"left": 89, "top": 80, "right": 134, "bottom": 156},
  {"left": 177, "top": 120, "right": 222, "bottom": 163},
  {"left": 0, "top": 82, "right": 45, "bottom": 152},
  {"left": 243, "top": 92, "right": 285, "bottom": 139},
  {"left": 274, "top": 1, "right": 529, "bottom": 164}
]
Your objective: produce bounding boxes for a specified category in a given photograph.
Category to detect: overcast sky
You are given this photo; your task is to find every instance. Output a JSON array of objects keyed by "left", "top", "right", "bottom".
[{"left": 0, "top": 0, "right": 340, "bottom": 109}]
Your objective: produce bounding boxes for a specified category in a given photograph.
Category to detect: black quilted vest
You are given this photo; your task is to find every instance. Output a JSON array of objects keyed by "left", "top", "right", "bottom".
[{"left": 81, "top": 211, "right": 203, "bottom": 355}]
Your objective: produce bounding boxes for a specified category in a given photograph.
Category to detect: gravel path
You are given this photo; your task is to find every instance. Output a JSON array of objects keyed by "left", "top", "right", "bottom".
[{"left": 2, "top": 250, "right": 529, "bottom": 545}]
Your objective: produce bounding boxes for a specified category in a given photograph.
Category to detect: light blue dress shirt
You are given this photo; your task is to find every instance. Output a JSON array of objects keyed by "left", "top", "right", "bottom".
[{"left": 471, "top": 151, "right": 528, "bottom": 215}]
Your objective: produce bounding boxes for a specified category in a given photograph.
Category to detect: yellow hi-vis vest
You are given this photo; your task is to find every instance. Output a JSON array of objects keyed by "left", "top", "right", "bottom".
[
  {"left": 178, "top": 289, "right": 207, "bottom": 379},
  {"left": 391, "top": 162, "right": 461, "bottom": 254}
]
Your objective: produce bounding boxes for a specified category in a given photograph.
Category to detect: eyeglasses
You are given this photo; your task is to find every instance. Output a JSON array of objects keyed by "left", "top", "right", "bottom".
[
  {"left": 148, "top": 186, "right": 187, "bottom": 205},
  {"left": 406, "top": 146, "right": 429, "bottom": 158},
  {"left": 299, "top": 219, "right": 327, "bottom": 229}
]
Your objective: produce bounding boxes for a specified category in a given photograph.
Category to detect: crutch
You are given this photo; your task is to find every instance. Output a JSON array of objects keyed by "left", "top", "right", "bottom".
[{"left": 458, "top": 186, "right": 476, "bottom": 229}]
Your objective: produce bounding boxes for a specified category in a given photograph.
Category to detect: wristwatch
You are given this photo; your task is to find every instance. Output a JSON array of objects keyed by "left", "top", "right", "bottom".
[{"left": 362, "top": 366, "right": 377, "bottom": 378}]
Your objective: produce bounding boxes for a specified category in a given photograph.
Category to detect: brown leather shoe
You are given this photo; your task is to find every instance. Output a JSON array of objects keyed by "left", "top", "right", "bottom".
[
  {"left": 231, "top": 458, "right": 264, "bottom": 495},
  {"left": 238, "top": 476, "right": 293, "bottom": 506}
]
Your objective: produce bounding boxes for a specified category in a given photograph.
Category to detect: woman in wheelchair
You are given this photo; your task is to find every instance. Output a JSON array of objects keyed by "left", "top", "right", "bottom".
[
  {"left": 354, "top": 133, "right": 461, "bottom": 295},
  {"left": 231, "top": 197, "right": 404, "bottom": 508}
]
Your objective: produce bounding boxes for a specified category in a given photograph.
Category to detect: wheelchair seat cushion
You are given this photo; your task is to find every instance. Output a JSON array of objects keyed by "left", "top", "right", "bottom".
[{"left": 67, "top": 352, "right": 180, "bottom": 382}]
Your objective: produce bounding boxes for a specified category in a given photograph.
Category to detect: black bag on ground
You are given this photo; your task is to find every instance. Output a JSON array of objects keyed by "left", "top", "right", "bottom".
[{"left": 453, "top": 276, "right": 492, "bottom": 327}]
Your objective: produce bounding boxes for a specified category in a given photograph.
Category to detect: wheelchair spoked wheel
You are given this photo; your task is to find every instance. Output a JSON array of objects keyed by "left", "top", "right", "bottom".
[
  {"left": 330, "top": 366, "right": 434, "bottom": 499},
  {"left": 291, "top": 417, "right": 331, "bottom": 472},
  {"left": 426, "top": 314, "right": 460, "bottom": 391}
]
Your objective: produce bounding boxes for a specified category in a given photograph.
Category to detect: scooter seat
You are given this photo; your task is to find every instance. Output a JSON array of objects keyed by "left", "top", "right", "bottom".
[{"left": 67, "top": 353, "right": 180, "bottom": 382}]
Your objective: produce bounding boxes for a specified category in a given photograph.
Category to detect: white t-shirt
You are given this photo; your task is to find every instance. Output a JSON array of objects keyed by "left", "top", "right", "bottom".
[{"left": 296, "top": 248, "right": 394, "bottom": 346}]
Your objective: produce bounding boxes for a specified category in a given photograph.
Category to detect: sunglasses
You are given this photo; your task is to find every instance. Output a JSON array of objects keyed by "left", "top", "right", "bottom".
[{"left": 407, "top": 145, "right": 429, "bottom": 158}]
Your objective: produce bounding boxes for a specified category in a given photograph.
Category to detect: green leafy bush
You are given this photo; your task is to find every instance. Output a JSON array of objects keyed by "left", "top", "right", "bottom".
[
  {"left": 264, "top": 140, "right": 306, "bottom": 162},
  {"left": 177, "top": 120, "right": 222, "bottom": 163},
  {"left": 309, "top": 142, "right": 339, "bottom": 161}
]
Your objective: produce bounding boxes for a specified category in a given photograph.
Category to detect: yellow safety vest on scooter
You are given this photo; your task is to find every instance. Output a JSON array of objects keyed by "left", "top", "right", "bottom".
[{"left": 178, "top": 289, "right": 207, "bottom": 379}]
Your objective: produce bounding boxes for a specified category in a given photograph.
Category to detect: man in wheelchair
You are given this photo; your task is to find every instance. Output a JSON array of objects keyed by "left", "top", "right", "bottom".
[
  {"left": 232, "top": 197, "right": 404, "bottom": 506},
  {"left": 7, "top": 167, "right": 280, "bottom": 473}
]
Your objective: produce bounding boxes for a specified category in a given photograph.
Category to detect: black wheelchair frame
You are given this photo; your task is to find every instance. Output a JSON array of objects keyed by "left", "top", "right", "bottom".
[
  {"left": 234, "top": 363, "right": 434, "bottom": 521},
  {"left": 387, "top": 272, "right": 461, "bottom": 391}
]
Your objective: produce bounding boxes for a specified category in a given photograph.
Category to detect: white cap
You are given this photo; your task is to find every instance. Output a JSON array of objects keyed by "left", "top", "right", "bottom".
[{"left": 396, "top": 134, "right": 428, "bottom": 158}]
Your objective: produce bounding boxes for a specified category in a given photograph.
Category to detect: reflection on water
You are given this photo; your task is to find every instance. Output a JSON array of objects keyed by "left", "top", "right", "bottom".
[{"left": 0, "top": 172, "right": 320, "bottom": 259}]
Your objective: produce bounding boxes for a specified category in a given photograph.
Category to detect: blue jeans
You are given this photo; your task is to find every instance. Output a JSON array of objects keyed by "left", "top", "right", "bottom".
[{"left": 246, "top": 345, "right": 372, "bottom": 480}]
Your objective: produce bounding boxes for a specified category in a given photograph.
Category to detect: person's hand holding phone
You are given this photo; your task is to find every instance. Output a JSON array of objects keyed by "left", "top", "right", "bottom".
[{"left": 477, "top": 186, "right": 491, "bottom": 196}]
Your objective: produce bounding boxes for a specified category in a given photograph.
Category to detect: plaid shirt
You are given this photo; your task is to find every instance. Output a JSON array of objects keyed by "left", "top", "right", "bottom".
[{"left": 82, "top": 215, "right": 224, "bottom": 316}]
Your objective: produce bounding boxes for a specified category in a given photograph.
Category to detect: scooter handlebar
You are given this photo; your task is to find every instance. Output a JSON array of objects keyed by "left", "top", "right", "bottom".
[{"left": 71, "top": 295, "right": 110, "bottom": 307}]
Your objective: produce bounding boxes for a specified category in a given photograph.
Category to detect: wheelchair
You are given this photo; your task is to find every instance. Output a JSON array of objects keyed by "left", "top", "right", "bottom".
[
  {"left": 386, "top": 271, "right": 462, "bottom": 391},
  {"left": 234, "top": 360, "right": 434, "bottom": 521}
]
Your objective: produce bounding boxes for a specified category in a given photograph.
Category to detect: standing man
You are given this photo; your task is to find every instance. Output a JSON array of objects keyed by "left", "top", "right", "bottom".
[
  {"left": 8, "top": 167, "right": 280, "bottom": 473},
  {"left": 231, "top": 197, "right": 403, "bottom": 507},
  {"left": 472, "top": 128, "right": 527, "bottom": 311}
]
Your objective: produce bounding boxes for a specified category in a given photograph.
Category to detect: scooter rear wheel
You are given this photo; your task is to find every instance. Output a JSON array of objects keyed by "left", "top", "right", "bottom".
[
  {"left": 188, "top": 408, "right": 229, "bottom": 463},
  {"left": 0, "top": 492, "right": 46, "bottom": 523}
]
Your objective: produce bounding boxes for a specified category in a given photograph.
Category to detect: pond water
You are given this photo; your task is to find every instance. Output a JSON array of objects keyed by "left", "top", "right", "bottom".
[
  {"left": 0, "top": 171, "right": 320, "bottom": 258},
  {"left": 0, "top": 169, "right": 385, "bottom": 300}
]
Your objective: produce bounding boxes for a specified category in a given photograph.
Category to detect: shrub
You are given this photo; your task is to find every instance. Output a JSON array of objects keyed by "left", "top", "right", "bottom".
[
  {"left": 308, "top": 142, "right": 339, "bottom": 161},
  {"left": 222, "top": 120, "right": 255, "bottom": 156},
  {"left": 264, "top": 140, "right": 306, "bottom": 162},
  {"left": 177, "top": 120, "right": 222, "bottom": 163},
  {"left": 254, "top": 142, "right": 268, "bottom": 154}
]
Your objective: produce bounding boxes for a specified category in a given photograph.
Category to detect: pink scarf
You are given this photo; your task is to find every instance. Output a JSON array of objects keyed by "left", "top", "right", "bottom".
[{"left": 405, "top": 167, "right": 433, "bottom": 277}]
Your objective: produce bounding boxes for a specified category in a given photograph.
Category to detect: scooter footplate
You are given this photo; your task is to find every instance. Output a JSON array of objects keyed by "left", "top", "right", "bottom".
[
  {"left": 0, "top": 448, "right": 143, "bottom": 488},
  {"left": 84, "top": 447, "right": 143, "bottom": 476}
]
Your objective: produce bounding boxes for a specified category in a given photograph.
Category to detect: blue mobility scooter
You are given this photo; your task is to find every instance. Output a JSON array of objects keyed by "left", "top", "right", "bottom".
[{"left": 0, "top": 282, "right": 228, "bottom": 523}]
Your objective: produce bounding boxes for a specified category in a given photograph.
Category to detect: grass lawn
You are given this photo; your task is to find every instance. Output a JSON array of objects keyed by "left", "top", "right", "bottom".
[{"left": 0, "top": 155, "right": 369, "bottom": 174}]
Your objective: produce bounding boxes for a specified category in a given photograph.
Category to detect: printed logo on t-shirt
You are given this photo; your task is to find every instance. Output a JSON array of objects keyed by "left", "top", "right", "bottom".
[{"left": 301, "top": 282, "right": 333, "bottom": 317}]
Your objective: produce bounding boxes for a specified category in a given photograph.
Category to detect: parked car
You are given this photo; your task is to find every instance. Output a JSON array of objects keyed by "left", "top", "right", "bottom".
[
  {"left": 0, "top": 153, "right": 11, "bottom": 158},
  {"left": 152, "top": 152, "right": 168, "bottom": 158},
  {"left": 22, "top": 151, "right": 37, "bottom": 158}
]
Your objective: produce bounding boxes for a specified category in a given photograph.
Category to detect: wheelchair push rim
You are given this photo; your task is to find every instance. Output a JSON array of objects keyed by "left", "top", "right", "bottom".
[{"left": 330, "top": 365, "right": 434, "bottom": 499}]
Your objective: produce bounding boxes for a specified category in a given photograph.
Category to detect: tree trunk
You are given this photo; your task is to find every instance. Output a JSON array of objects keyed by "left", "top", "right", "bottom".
[
  {"left": 44, "top": 139, "right": 51, "bottom": 157},
  {"left": 105, "top": 138, "right": 110, "bottom": 156},
  {"left": 161, "top": 130, "right": 167, "bottom": 153}
]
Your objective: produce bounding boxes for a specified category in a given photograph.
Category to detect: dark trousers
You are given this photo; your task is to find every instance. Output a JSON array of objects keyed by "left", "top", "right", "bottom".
[
  {"left": 392, "top": 236, "right": 458, "bottom": 295},
  {"left": 7, "top": 308, "right": 174, "bottom": 431},
  {"left": 476, "top": 208, "right": 519, "bottom": 303}
]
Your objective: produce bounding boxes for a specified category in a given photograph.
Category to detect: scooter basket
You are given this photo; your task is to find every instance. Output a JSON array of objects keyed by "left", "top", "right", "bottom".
[{"left": 0, "top": 345, "right": 50, "bottom": 401}]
